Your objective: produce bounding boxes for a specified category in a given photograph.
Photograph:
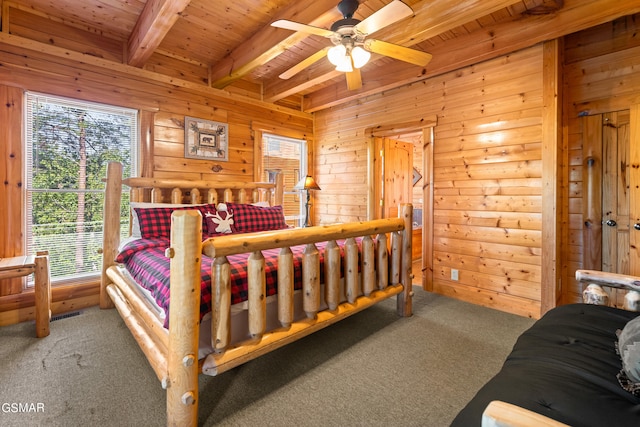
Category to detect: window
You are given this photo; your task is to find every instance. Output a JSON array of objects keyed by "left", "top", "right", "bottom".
[
  {"left": 261, "top": 134, "right": 307, "bottom": 227},
  {"left": 24, "top": 93, "right": 137, "bottom": 282}
]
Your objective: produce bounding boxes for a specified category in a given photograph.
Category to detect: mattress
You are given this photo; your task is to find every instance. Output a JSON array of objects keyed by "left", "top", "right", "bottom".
[
  {"left": 116, "top": 237, "right": 352, "bottom": 327},
  {"left": 115, "top": 237, "right": 361, "bottom": 357},
  {"left": 451, "top": 304, "right": 640, "bottom": 427}
]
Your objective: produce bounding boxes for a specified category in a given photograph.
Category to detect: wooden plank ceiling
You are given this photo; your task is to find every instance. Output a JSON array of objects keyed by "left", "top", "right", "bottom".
[{"left": 1, "top": 0, "right": 631, "bottom": 112}]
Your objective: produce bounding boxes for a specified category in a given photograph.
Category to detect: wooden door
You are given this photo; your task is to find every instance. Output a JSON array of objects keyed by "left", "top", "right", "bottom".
[
  {"left": 379, "top": 137, "right": 412, "bottom": 219},
  {"left": 584, "top": 109, "right": 638, "bottom": 307},
  {"left": 602, "top": 111, "right": 630, "bottom": 275}
]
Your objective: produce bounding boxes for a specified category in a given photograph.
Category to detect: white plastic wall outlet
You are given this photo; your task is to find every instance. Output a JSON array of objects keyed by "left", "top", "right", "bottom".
[{"left": 451, "top": 269, "right": 459, "bottom": 281}]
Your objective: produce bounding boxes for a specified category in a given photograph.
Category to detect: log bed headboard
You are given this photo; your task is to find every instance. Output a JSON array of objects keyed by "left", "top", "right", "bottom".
[
  {"left": 99, "top": 162, "right": 285, "bottom": 308},
  {"left": 124, "top": 174, "right": 284, "bottom": 206}
]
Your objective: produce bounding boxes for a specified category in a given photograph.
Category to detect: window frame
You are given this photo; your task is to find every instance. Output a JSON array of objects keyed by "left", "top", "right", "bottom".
[
  {"left": 256, "top": 130, "right": 309, "bottom": 228},
  {"left": 23, "top": 92, "right": 139, "bottom": 285}
]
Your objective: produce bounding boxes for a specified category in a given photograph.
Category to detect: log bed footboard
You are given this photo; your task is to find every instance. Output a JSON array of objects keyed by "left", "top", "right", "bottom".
[{"left": 99, "top": 162, "right": 413, "bottom": 426}]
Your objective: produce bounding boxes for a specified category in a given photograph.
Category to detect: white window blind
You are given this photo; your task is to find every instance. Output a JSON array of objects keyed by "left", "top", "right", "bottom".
[{"left": 24, "top": 92, "right": 138, "bottom": 282}]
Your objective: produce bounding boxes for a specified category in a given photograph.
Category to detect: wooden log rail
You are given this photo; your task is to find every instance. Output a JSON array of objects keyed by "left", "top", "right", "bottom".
[
  {"left": 576, "top": 269, "right": 640, "bottom": 311},
  {"left": 201, "top": 213, "right": 411, "bottom": 355},
  {"left": 123, "top": 175, "right": 284, "bottom": 206}
]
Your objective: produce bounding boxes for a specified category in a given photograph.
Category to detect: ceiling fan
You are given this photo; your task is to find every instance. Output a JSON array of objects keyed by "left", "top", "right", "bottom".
[{"left": 271, "top": 0, "right": 432, "bottom": 90}]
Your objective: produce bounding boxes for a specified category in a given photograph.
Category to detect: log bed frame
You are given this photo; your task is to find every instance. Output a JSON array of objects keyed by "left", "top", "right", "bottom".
[{"left": 99, "top": 162, "right": 413, "bottom": 426}]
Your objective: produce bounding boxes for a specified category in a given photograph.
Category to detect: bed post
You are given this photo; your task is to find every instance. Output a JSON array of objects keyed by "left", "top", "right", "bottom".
[
  {"left": 100, "top": 161, "right": 122, "bottom": 309},
  {"left": 397, "top": 203, "right": 413, "bottom": 317},
  {"left": 166, "top": 210, "right": 202, "bottom": 427}
]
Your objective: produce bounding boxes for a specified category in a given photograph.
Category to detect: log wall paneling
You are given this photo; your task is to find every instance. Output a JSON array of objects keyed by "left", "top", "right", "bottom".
[
  {"left": 563, "top": 13, "right": 640, "bottom": 305},
  {"left": 316, "top": 12, "right": 640, "bottom": 317},
  {"left": 0, "top": 85, "right": 24, "bottom": 296},
  {"left": 315, "top": 45, "right": 545, "bottom": 319}
]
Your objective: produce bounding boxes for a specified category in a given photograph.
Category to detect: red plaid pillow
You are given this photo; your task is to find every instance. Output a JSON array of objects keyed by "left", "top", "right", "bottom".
[
  {"left": 135, "top": 205, "right": 212, "bottom": 238},
  {"left": 226, "top": 203, "right": 288, "bottom": 232}
]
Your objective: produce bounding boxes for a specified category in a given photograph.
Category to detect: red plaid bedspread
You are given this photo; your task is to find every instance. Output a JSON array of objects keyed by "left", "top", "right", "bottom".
[{"left": 116, "top": 237, "right": 353, "bottom": 328}]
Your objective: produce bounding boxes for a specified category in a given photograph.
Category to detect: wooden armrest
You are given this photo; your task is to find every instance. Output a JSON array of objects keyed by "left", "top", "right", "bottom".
[
  {"left": 482, "top": 401, "right": 570, "bottom": 427},
  {"left": 0, "top": 255, "right": 36, "bottom": 280},
  {"left": 576, "top": 270, "right": 640, "bottom": 293}
]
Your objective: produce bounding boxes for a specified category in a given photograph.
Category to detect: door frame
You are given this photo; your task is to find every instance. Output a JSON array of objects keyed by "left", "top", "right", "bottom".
[{"left": 365, "top": 117, "right": 437, "bottom": 290}]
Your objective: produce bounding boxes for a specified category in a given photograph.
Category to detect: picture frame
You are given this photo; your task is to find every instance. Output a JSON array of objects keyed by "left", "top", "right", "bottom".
[
  {"left": 412, "top": 167, "right": 422, "bottom": 187},
  {"left": 184, "top": 116, "right": 229, "bottom": 161}
]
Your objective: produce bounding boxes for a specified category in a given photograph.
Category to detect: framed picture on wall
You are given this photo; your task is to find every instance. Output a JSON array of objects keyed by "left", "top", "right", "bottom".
[
  {"left": 184, "top": 116, "right": 229, "bottom": 161},
  {"left": 412, "top": 167, "right": 422, "bottom": 187}
]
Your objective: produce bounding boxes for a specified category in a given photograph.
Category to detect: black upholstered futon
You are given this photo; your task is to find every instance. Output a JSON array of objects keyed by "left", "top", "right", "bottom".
[{"left": 451, "top": 303, "right": 640, "bottom": 427}]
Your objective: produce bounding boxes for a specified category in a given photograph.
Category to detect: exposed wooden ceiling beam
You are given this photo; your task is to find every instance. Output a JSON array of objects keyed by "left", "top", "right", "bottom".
[
  {"left": 210, "top": 0, "right": 343, "bottom": 89},
  {"left": 526, "top": 0, "right": 564, "bottom": 15},
  {"left": 127, "top": 0, "right": 192, "bottom": 67},
  {"left": 302, "top": 0, "right": 640, "bottom": 112},
  {"left": 262, "top": 0, "right": 524, "bottom": 103}
]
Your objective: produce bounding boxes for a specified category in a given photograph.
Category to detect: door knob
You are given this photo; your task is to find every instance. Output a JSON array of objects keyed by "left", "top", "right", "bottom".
[
  {"left": 605, "top": 219, "right": 617, "bottom": 227},
  {"left": 635, "top": 223, "right": 640, "bottom": 231}
]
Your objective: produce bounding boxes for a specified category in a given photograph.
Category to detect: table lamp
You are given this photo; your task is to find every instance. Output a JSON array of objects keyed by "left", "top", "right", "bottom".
[{"left": 294, "top": 175, "right": 321, "bottom": 227}]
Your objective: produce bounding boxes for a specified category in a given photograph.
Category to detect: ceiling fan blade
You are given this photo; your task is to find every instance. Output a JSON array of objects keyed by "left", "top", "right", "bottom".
[
  {"left": 364, "top": 39, "right": 432, "bottom": 66},
  {"left": 354, "top": 0, "right": 414, "bottom": 36},
  {"left": 346, "top": 67, "right": 362, "bottom": 91},
  {"left": 271, "top": 19, "right": 335, "bottom": 38},
  {"left": 279, "top": 47, "right": 330, "bottom": 80}
]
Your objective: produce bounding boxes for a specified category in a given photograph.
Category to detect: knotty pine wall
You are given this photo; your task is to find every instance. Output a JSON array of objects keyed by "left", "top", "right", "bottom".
[
  {"left": 0, "top": 33, "right": 313, "bottom": 325},
  {"left": 314, "top": 13, "right": 640, "bottom": 318},
  {"left": 563, "top": 15, "right": 640, "bottom": 305},
  {"left": 315, "top": 45, "right": 546, "bottom": 319}
]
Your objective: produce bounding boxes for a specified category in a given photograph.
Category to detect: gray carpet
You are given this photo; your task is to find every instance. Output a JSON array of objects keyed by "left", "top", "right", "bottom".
[{"left": 0, "top": 288, "right": 534, "bottom": 427}]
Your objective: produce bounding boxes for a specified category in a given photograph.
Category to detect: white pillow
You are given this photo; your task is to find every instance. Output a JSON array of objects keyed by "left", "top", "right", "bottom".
[{"left": 618, "top": 315, "right": 640, "bottom": 384}]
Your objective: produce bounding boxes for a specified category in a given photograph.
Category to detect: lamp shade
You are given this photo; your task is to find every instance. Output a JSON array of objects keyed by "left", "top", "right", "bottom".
[
  {"left": 328, "top": 43, "right": 369, "bottom": 72},
  {"left": 327, "top": 44, "right": 347, "bottom": 66},
  {"left": 351, "top": 46, "right": 370, "bottom": 69},
  {"left": 294, "top": 175, "right": 321, "bottom": 191},
  {"left": 335, "top": 56, "right": 353, "bottom": 73}
]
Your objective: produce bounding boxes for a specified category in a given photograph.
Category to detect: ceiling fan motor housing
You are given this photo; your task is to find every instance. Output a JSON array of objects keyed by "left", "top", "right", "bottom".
[
  {"left": 330, "top": 18, "right": 361, "bottom": 32},
  {"left": 337, "top": 0, "right": 360, "bottom": 19}
]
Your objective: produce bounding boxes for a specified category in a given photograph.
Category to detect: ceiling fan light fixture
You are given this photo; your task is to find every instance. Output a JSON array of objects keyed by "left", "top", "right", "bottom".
[
  {"left": 335, "top": 55, "right": 353, "bottom": 72},
  {"left": 351, "top": 46, "right": 370, "bottom": 68},
  {"left": 273, "top": 0, "right": 428, "bottom": 87},
  {"left": 327, "top": 44, "right": 347, "bottom": 66}
]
